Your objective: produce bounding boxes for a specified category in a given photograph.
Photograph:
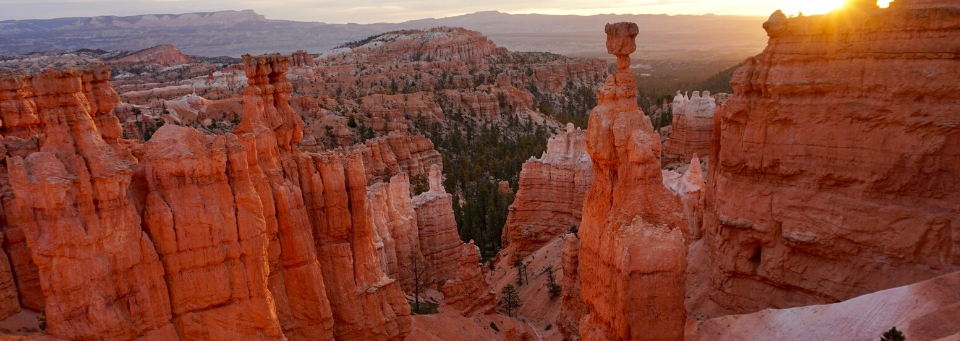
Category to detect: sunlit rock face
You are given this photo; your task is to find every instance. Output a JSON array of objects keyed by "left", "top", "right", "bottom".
[
  {"left": 695, "top": 0, "right": 960, "bottom": 317},
  {"left": 0, "top": 55, "right": 416, "bottom": 341},
  {"left": 576, "top": 22, "right": 688, "bottom": 341},
  {"left": 663, "top": 91, "right": 715, "bottom": 165}
]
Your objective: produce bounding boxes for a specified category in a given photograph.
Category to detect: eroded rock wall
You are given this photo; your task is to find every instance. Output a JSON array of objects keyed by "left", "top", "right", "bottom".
[
  {"left": 0, "top": 55, "right": 414, "bottom": 341},
  {"left": 359, "top": 132, "right": 442, "bottom": 183},
  {"left": 663, "top": 91, "right": 715, "bottom": 165},
  {"left": 501, "top": 123, "right": 593, "bottom": 260},
  {"left": 698, "top": 1, "right": 960, "bottom": 316},
  {"left": 4, "top": 66, "right": 179, "bottom": 340}
]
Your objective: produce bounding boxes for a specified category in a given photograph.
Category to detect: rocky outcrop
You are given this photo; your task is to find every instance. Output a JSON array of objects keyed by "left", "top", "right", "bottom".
[
  {"left": 663, "top": 155, "right": 706, "bottom": 240},
  {"left": 0, "top": 55, "right": 415, "bottom": 340},
  {"left": 4, "top": 67, "right": 179, "bottom": 340},
  {"left": 138, "top": 125, "right": 285, "bottom": 340},
  {"left": 412, "top": 165, "right": 463, "bottom": 286},
  {"left": 502, "top": 123, "right": 592, "bottom": 260},
  {"left": 440, "top": 241, "right": 494, "bottom": 316},
  {"left": 663, "top": 91, "right": 715, "bottom": 165},
  {"left": 697, "top": 1, "right": 960, "bottom": 317},
  {"left": 408, "top": 165, "right": 494, "bottom": 315},
  {"left": 558, "top": 234, "right": 587, "bottom": 341},
  {"left": 113, "top": 44, "right": 192, "bottom": 65},
  {"left": 359, "top": 132, "right": 442, "bottom": 183},
  {"left": 691, "top": 270, "right": 960, "bottom": 341},
  {"left": 576, "top": 22, "right": 687, "bottom": 341},
  {"left": 367, "top": 173, "right": 424, "bottom": 292},
  {"left": 290, "top": 50, "right": 314, "bottom": 68},
  {"left": 347, "top": 27, "right": 507, "bottom": 64}
]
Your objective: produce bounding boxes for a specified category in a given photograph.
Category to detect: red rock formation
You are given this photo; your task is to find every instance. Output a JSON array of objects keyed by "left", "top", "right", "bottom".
[
  {"left": 502, "top": 123, "right": 593, "bottom": 259},
  {"left": 577, "top": 22, "right": 687, "bottom": 341},
  {"left": 413, "top": 165, "right": 464, "bottom": 285},
  {"left": 691, "top": 270, "right": 960, "bottom": 341},
  {"left": 235, "top": 54, "right": 337, "bottom": 341},
  {"left": 440, "top": 241, "right": 495, "bottom": 316},
  {"left": 697, "top": 1, "right": 960, "bottom": 317},
  {"left": 359, "top": 131, "right": 442, "bottom": 182},
  {"left": 0, "top": 54, "right": 419, "bottom": 341},
  {"left": 404, "top": 164, "right": 494, "bottom": 315},
  {"left": 663, "top": 91, "right": 715, "bottom": 165},
  {"left": 238, "top": 54, "right": 410, "bottom": 341},
  {"left": 367, "top": 173, "right": 424, "bottom": 291},
  {"left": 0, "top": 69, "right": 48, "bottom": 313},
  {"left": 558, "top": 234, "right": 587, "bottom": 341},
  {"left": 663, "top": 155, "right": 706, "bottom": 240},
  {"left": 347, "top": 27, "right": 507, "bottom": 64},
  {"left": 138, "top": 125, "right": 285, "bottom": 340},
  {"left": 4, "top": 67, "right": 179, "bottom": 340},
  {"left": 113, "top": 44, "right": 192, "bottom": 65},
  {"left": 0, "top": 232, "right": 19, "bottom": 320},
  {"left": 290, "top": 50, "right": 314, "bottom": 68}
]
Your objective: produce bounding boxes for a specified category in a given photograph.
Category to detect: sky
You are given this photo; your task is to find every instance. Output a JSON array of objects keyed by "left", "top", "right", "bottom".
[{"left": 0, "top": 0, "right": 894, "bottom": 23}]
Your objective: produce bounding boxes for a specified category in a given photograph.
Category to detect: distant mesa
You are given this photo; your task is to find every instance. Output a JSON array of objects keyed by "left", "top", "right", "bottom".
[{"left": 109, "top": 44, "right": 192, "bottom": 65}]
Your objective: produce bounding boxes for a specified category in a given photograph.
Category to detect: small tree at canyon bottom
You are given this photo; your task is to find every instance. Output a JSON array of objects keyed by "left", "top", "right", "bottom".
[
  {"left": 408, "top": 252, "right": 431, "bottom": 314},
  {"left": 500, "top": 284, "right": 523, "bottom": 317},
  {"left": 881, "top": 327, "right": 906, "bottom": 341},
  {"left": 545, "top": 266, "right": 561, "bottom": 299}
]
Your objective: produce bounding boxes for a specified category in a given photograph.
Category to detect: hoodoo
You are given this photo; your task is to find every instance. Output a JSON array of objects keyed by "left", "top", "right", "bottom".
[{"left": 575, "top": 22, "right": 688, "bottom": 341}]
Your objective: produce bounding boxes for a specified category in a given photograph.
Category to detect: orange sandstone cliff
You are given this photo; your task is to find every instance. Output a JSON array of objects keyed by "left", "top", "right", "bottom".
[
  {"left": 0, "top": 55, "right": 414, "bottom": 340},
  {"left": 575, "top": 22, "right": 688, "bottom": 341},
  {"left": 694, "top": 0, "right": 960, "bottom": 317},
  {"left": 501, "top": 123, "right": 593, "bottom": 260}
]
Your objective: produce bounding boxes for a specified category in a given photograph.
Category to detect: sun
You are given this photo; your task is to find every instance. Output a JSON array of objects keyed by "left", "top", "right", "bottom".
[
  {"left": 780, "top": 0, "right": 894, "bottom": 15},
  {"left": 780, "top": 0, "right": 844, "bottom": 15}
]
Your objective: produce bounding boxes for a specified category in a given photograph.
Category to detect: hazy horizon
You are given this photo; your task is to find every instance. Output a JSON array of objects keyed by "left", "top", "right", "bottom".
[{"left": 1, "top": 0, "right": 894, "bottom": 23}]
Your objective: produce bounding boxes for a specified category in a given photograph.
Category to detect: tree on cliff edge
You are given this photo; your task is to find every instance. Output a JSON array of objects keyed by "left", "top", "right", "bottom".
[{"left": 499, "top": 284, "right": 522, "bottom": 317}]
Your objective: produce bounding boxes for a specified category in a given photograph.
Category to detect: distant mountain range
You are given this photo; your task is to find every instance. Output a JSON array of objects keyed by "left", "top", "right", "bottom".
[{"left": 0, "top": 10, "right": 769, "bottom": 60}]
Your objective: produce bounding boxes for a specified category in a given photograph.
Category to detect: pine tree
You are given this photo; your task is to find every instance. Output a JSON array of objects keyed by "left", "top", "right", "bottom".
[
  {"left": 499, "top": 284, "right": 522, "bottom": 317},
  {"left": 408, "top": 252, "right": 431, "bottom": 314},
  {"left": 880, "top": 327, "right": 906, "bottom": 341}
]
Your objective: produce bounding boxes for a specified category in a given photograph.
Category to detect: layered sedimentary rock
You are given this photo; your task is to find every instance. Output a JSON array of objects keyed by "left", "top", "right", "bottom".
[
  {"left": 0, "top": 55, "right": 414, "bottom": 340},
  {"left": 663, "top": 155, "right": 707, "bottom": 240},
  {"left": 558, "top": 234, "right": 587, "bottom": 341},
  {"left": 662, "top": 91, "right": 715, "bottom": 164},
  {"left": 502, "top": 123, "right": 593, "bottom": 259},
  {"left": 290, "top": 50, "right": 314, "bottom": 68},
  {"left": 692, "top": 270, "right": 960, "bottom": 341},
  {"left": 4, "top": 67, "right": 179, "bottom": 340},
  {"left": 369, "top": 164, "right": 492, "bottom": 316},
  {"left": 367, "top": 173, "right": 424, "bottom": 291},
  {"left": 114, "top": 44, "right": 192, "bottom": 65},
  {"left": 698, "top": 1, "right": 960, "bottom": 316},
  {"left": 412, "top": 165, "right": 464, "bottom": 285},
  {"left": 440, "top": 241, "right": 494, "bottom": 316},
  {"left": 238, "top": 54, "right": 409, "bottom": 341},
  {"left": 359, "top": 132, "right": 442, "bottom": 182},
  {"left": 138, "top": 125, "right": 285, "bottom": 340},
  {"left": 349, "top": 27, "right": 504, "bottom": 64},
  {"left": 576, "top": 22, "right": 687, "bottom": 341}
]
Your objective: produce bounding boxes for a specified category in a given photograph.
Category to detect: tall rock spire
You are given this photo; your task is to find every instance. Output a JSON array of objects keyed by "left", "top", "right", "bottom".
[{"left": 576, "top": 22, "right": 688, "bottom": 341}]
